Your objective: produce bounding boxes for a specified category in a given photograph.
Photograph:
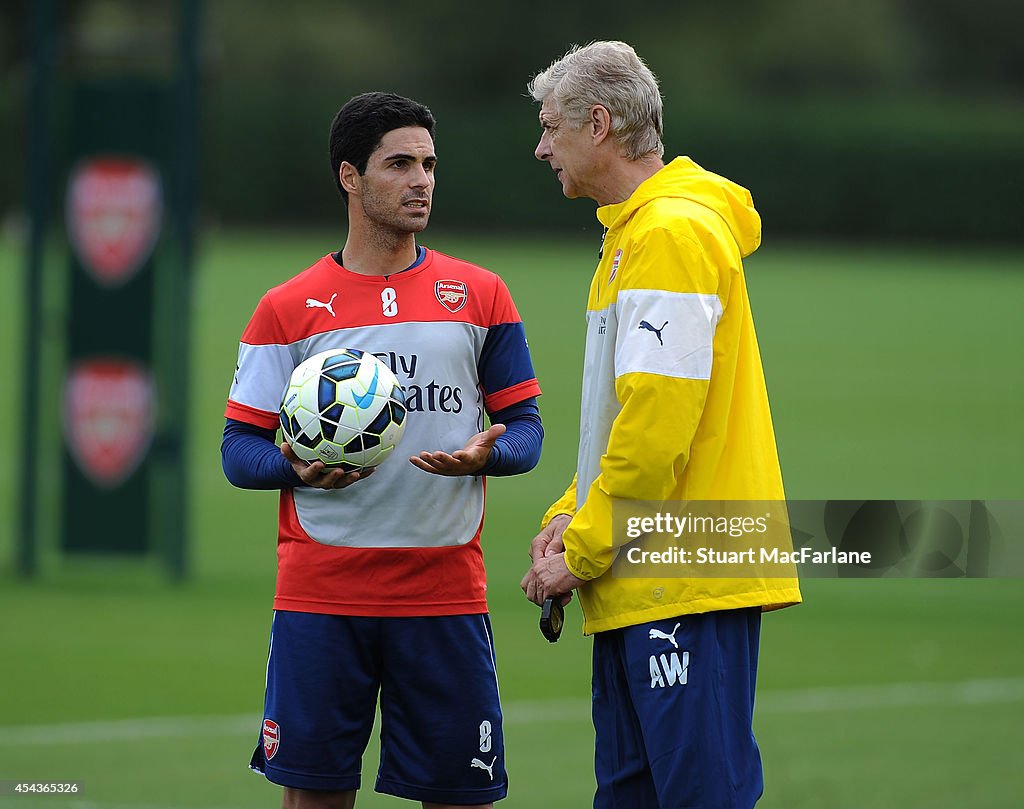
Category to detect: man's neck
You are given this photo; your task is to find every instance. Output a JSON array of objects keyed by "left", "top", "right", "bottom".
[
  {"left": 340, "top": 229, "right": 419, "bottom": 276},
  {"left": 593, "top": 155, "right": 665, "bottom": 207}
]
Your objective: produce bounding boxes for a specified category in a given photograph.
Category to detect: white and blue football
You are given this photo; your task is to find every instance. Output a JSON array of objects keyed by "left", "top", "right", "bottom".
[{"left": 279, "top": 348, "right": 407, "bottom": 471}]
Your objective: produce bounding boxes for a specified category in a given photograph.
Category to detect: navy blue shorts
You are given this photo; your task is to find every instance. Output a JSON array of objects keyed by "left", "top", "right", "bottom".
[
  {"left": 250, "top": 610, "right": 507, "bottom": 805},
  {"left": 592, "top": 608, "right": 763, "bottom": 809}
]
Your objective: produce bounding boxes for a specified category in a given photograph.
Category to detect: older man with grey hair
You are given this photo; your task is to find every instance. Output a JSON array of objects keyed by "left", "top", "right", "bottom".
[{"left": 521, "top": 41, "right": 802, "bottom": 809}]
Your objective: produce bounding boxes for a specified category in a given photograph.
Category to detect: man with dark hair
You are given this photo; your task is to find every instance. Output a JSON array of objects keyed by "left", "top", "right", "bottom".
[
  {"left": 223, "top": 92, "right": 542, "bottom": 809},
  {"left": 328, "top": 92, "right": 437, "bottom": 201}
]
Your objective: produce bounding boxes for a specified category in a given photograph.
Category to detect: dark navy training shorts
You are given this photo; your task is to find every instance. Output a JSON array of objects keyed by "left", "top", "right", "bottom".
[
  {"left": 250, "top": 610, "right": 508, "bottom": 805},
  {"left": 592, "top": 607, "right": 763, "bottom": 809}
]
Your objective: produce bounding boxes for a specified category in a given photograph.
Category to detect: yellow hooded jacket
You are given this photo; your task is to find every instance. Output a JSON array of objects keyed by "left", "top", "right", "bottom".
[{"left": 543, "top": 157, "right": 802, "bottom": 634}]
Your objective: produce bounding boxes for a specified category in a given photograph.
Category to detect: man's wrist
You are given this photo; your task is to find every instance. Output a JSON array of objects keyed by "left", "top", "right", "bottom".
[
  {"left": 479, "top": 442, "right": 502, "bottom": 474},
  {"left": 563, "top": 548, "right": 591, "bottom": 583}
]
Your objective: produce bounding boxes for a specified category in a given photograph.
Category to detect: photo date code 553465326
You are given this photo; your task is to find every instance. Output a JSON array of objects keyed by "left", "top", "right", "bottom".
[{"left": 0, "top": 782, "right": 82, "bottom": 795}]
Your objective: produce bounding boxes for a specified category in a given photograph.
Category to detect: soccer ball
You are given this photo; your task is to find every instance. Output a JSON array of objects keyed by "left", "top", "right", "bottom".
[{"left": 279, "top": 348, "right": 407, "bottom": 471}]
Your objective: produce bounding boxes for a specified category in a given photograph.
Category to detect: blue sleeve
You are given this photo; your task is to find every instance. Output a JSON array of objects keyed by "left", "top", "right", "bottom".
[
  {"left": 480, "top": 398, "right": 543, "bottom": 477},
  {"left": 478, "top": 321, "right": 540, "bottom": 411},
  {"left": 221, "top": 418, "right": 304, "bottom": 489}
]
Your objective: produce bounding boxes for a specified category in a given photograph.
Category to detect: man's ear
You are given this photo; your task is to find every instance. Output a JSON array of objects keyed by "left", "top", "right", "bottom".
[
  {"left": 339, "top": 161, "right": 361, "bottom": 196},
  {"left": 590, "top": 105, "right": 613, "bottom": 145}
]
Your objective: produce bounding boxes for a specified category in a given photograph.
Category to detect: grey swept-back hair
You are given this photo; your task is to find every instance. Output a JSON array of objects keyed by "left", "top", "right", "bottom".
[{"left": 528, "top": 41, "right": 664, "bottom": 160}]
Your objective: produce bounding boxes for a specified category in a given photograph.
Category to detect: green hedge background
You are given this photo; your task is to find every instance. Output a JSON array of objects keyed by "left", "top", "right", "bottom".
[{"left": 1, "top": 0, "right": 1022, "bottom": 242}]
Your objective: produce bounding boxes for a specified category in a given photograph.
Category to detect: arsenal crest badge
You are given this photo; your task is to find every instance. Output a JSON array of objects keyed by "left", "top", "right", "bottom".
[
  {"left": 435, "top": 280, "right": 468, "bottom": 313},
  {"left": 63, "top": 358, "right": 157, "bottom": 488},
  {"left": 262, "top": 719, "right": 280, "bottom": 760},
  {"left": 609, "top": 248, "right": 623, "bottom": 284},
  {"left": 66, "top": 156, "right": 163, "bottom": 287}
]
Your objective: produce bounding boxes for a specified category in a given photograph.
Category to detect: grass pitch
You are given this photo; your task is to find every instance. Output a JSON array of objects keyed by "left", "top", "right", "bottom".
[{"left": 0, "top": 230, "right": 1022, "bottom": 808}]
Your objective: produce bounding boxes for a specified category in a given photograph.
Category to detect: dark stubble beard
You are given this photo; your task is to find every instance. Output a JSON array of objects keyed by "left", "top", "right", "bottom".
[{"left": 360, "top": 184, "right": 430, "bottom": 240}]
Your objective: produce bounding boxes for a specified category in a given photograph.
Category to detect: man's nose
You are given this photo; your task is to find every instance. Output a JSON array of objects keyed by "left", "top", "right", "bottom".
[
  {"left": 535, "top": 132, "right": 551, "bottom": 161},
  {"left": 410, "top": 163, "right": 431, "bottom": 188}
]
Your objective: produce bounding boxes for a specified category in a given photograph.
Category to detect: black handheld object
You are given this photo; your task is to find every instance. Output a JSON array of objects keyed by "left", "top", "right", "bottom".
[{"left": 540, "top": 596, "right": 564, "bottom": 643}]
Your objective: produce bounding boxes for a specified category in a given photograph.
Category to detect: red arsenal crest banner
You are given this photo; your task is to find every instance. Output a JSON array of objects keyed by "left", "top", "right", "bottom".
[
  {"left": 63, "top": 358, "right": 157, "bottom": 488},
  {"left": 66, "top": 157, "right": 163, "bottom": 287}
]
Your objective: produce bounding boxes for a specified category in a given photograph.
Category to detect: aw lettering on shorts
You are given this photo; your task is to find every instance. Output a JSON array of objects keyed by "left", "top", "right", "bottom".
[{"left": 647, "top": 622, "right": 690, "bottom": 689}]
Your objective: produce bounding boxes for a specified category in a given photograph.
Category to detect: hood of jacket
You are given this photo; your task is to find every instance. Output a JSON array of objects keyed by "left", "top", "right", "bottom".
[{"left": 597, "top": 156, "right": 761, "bottom": 258}]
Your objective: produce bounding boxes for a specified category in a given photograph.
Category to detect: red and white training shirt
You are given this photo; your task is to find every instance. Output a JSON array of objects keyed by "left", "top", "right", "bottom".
[{"left": 225, "top": 248, "right": 541, "bottom": 616}]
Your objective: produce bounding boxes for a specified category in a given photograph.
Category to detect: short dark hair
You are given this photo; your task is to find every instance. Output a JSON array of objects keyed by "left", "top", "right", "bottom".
[{"left": 328, "top": 92, "right": 436, "bottom": 201}]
